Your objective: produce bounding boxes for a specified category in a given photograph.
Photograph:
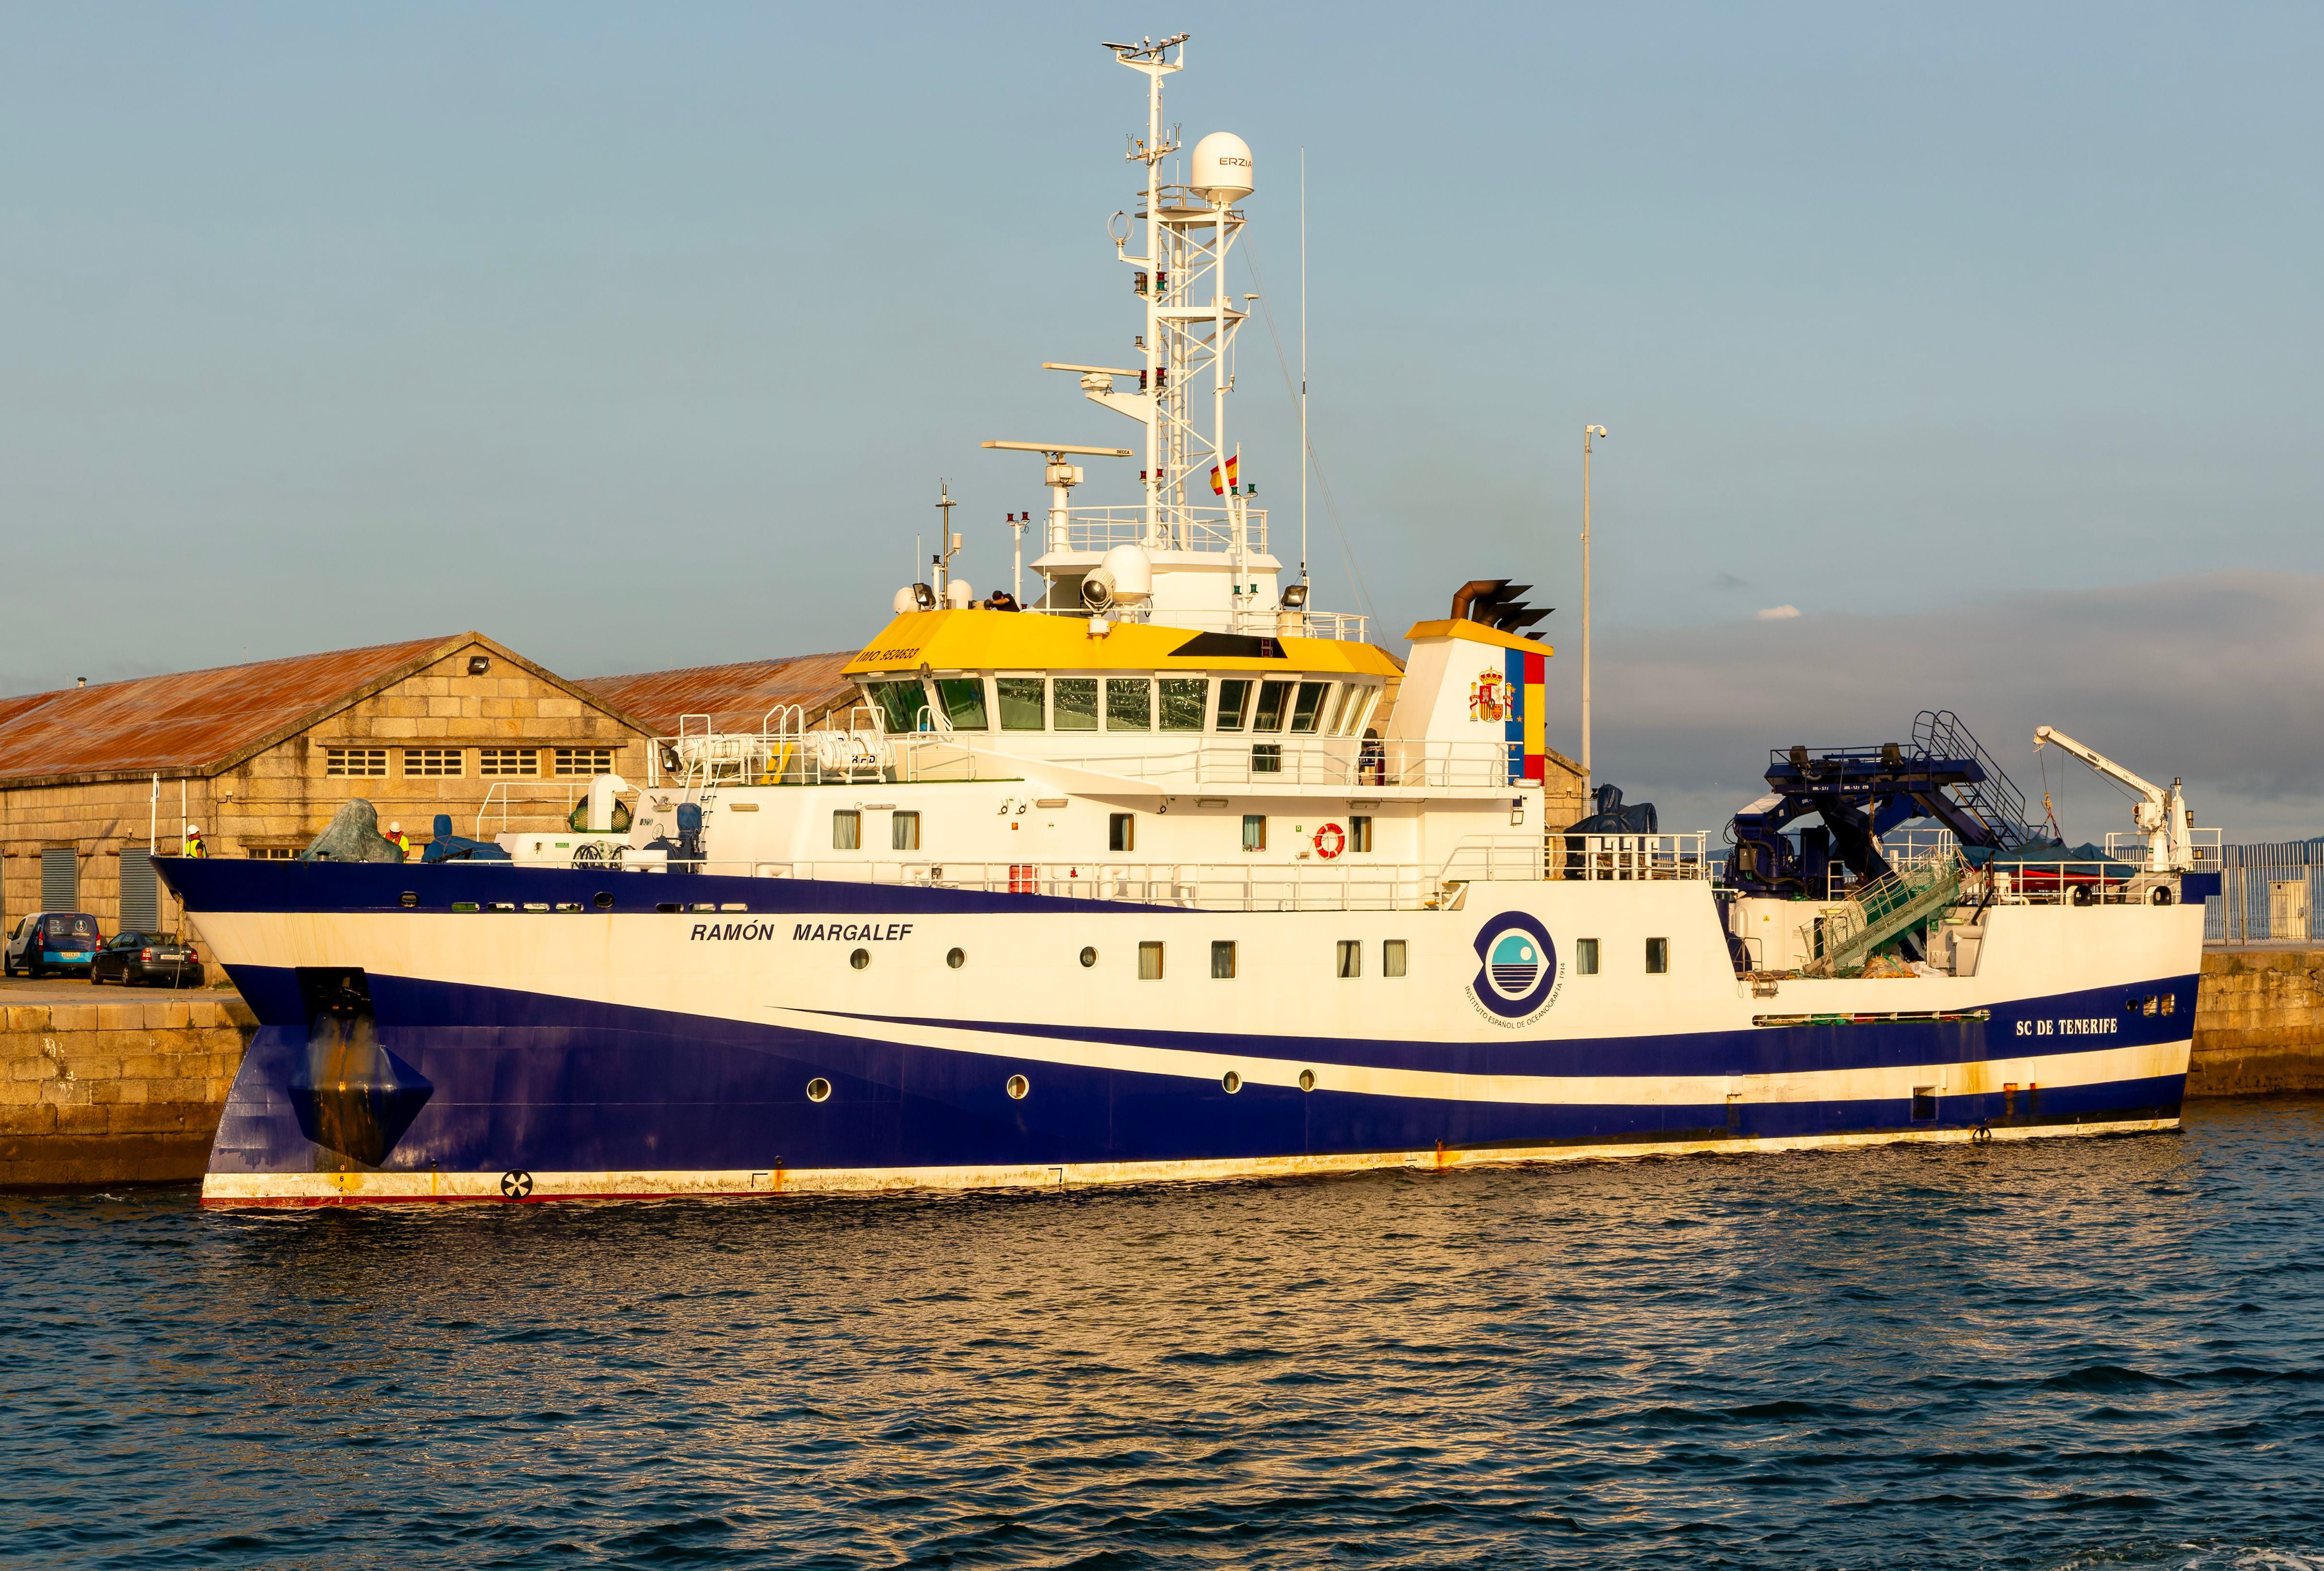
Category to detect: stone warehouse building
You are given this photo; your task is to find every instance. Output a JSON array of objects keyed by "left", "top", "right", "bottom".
[{"left": 0, "top": 634, "right": 863, "bottom": 938}]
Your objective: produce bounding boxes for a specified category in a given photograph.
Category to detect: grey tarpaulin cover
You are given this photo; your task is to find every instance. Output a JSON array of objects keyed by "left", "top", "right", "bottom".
[{"left": 302, "top": 798, "right": 404, "bottom": 863}]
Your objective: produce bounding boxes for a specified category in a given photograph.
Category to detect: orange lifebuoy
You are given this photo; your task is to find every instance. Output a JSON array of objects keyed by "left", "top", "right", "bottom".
[{"left": 1313, "top": 822, "right": 1346, "bottom": 860}]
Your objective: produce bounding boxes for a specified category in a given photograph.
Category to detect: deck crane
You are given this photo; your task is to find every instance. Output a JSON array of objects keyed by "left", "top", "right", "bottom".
[{"left": 2032, "top": 726, "right": 2196, "bottom": 872}]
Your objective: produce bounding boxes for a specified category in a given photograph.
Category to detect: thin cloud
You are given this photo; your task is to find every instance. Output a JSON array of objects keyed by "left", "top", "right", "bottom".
[{"left": 1755, "top": 604, "right": 1802, "bottom": 620}]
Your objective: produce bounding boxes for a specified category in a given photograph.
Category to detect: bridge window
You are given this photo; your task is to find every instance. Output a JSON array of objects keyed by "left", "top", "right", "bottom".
[
  {"left": 1383, "top": 939, "right": 1407, "bottom": 977},
  {"left": 1109, "top": 813, "right": 1135, "bottom": 853},
  {"left": 832, "top": 810, "right": 860, "bottom": 851},
  {"left": 1324, "top": 685, "right": 1355, "bottom": 735},
  {"left": 891, "top": 811, "right": 920, "bottom": 851},
  {"left": 1349, "top": 816, "right": 1373, "bottom": 853},
  {"left": 1251, "top": 680, "right": 1291, "bottom": 732},
  {"left": 1242, "top": 815, "right": 1266, "bottom": 852},
  {"left": 1288, "top": 681, "right": 1330, "bottom": 734},
  {"left": 1105, "top": 677, "right": 1151, "bottom": 731},
  {"left": 996, "top": 677, "right": 1046, "bottom": 731},
  {"left": 1139, "top": 941, "right": 1164, "bottom": 980},
  {"left": 1336, "top": 940, "right": 1361, "bottom": 978},
  {"left": 1212, "top": 940, "right": 1237, "bottom": 979},
  {"left": 864, "top": 680, "right": 923, "bottom": 734},
  {"left": 1341, "top": 689, "right": 1380, "bottom": 737},
  {"left": 1215, "top": 679, "right": 1253, "bottom": 731},
  {"left": 1160, "top": 677, "right": 1209, "bottom": 731},
  {"left": 1577, "top": 938, "right": 1600, "bottom": 975},
  {"left": 1646, "top": 937, "right": 1668, "bottom": 974},
  {"left": 935, "top": 677, "right": 988, "bottom": 731},
  {"left": 1053, "top": 678, "right": 1098, "bottom": 731}
]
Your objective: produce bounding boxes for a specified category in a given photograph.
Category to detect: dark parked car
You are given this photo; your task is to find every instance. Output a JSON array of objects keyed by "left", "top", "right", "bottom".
[
  {"left": 90, "top": 930, "right": 203, "bottom": 989},
  {"left": 3, "top": 912, "right": 104, "bottom": 978}
]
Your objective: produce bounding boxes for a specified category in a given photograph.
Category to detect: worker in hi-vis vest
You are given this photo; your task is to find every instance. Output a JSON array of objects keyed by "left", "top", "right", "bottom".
[
  {"left": 384, "top": 821, "right": 411, "bottom": 859},
  {"left": 183, "top": 824, "right": 207, "bottom": 858}
]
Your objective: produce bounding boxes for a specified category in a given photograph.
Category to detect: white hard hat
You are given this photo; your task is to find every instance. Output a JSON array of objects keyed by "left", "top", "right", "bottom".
[
  {"left": 388, "top": 821, "right": 401, "bottom": 832},
  {"left": 187, "top": 824, "right": 200, "bottom": 834}
]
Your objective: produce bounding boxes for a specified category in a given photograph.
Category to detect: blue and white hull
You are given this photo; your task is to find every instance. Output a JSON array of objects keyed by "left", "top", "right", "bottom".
[{"left": 162, "top": 859, "right": 2198, "bottom": 1206}]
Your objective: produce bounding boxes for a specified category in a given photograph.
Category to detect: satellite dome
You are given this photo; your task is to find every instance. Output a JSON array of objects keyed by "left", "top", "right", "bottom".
[{"left": 1191, "top": 132, "right": 1253, "bottom": 205}]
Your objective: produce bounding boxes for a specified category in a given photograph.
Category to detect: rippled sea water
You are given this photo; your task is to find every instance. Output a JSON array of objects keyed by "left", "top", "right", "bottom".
[{"left": 6, "top": 1101, "right": 2324, "bottom": 1570}]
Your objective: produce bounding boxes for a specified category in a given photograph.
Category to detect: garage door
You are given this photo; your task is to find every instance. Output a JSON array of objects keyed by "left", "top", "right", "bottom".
[
  {"left": 41, "top": 847, "right": 78, "bottom": 911},
  {"left": 121, "top": 849, "right": 158, "bottom": 932}
]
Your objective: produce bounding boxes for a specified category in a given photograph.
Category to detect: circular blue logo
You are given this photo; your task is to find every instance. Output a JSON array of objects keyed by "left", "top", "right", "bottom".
[{"left": 1471, "top": 913, "right": 1557, "bottom": 1019}]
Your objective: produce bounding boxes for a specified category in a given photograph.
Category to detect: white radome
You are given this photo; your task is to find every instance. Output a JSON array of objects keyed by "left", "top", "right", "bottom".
[{"left": 1190, "top": 131, "right": 1253, "bottom": 205}]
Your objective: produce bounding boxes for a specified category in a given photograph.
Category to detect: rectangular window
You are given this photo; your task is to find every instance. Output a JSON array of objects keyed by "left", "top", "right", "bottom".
[
  {"left": 1215, "top": 679, "right": 1253, "bottom": 732},
  {"left": 832, "top": 810, "right": 861, "bottom": 851},
  {"left": 1343, "top": 689, "right": 1379, "bottom": 738},
  {"left": 1349, "top": 815, "right": 1373, "bottom": 854},
  {"left": 1139, "top": 941, "right": 1164, "bottom": 980},
  {"left": 1105, "top": 677, "right": 1152, "bottom": 731},
  {"left": 553, "top": 747, "right": 615, "bottom": 777},
  {"left": 1383, "top": 939, "right": 1408, "bottom": 978},
  {"left": 995, "top": 676, "right": 1046, "bottom": 731},
  {"left": 935, "top": 677, "right": 988, "bottom": 731},
  {"left": 1911, "top": 1086, "right": 1937, "bottom": 1121},
  {"left": 1053, "top": 677, "right": 1098, "bottom": 731},
  {"left": 403, "top": 747, "right": 463, "bottom": 777},
  {"left": 1337, "top": 939, "right": 1361, "bottom": 978},
  {"left": 1646, "top": 937, "right": 1669, "bottom": 974},
  {"left": 326, "top": 747, "right": 388, "bottom": 778},
  {"left": 1288, "top": 681, "right": 1331, "bottom": 734},
  {"left": 866, "top": 680, "right": 924, "bottom": 734},
  {"left": 1211, "top": 940, "right": 1237, "bottom": 979},
  {"left": 1109, "top": 813, "right": 1135, "bottom": 853},
  {"left": 1577, "top": 938, "right": 1600, "bottom": 975},
  {"left": 891, "top": 811, "right": 920, "bottom": 851},
  {"left": 479, "top": 747, "right": 538, "bottom": 777},
  {"left": 1242, "top": 815, "right": 1267, "bottom": 852},
  {"left": 1251, "top": 743, "right": 1282, "bottom": 774},
  {"left": 245, "top": 846, "right": 297, "bottom": 860},
  {"left": 1159, "top": 677, "right": 1209, "bottom": 731},
  {"left": 1251, "top": 680, "right": 1291, "bottom": 731},
  {"left": 1323, "top": 685, "right": 1355, "bottom": 736}
]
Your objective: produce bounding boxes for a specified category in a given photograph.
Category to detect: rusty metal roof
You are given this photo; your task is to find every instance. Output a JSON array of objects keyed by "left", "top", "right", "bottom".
[
  {"left": 575, "top": 652, "right": 860, "bottom": 736},
  {"left": 0, "top": 633, "right": 650, "bottom": 790}
]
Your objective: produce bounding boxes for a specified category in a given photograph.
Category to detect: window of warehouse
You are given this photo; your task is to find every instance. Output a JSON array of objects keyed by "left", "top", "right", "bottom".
[
  {"left": 480, "top": 748, "right": 539, "bottom": 778},
  {"left": 554, "top": 747, "right": 615, "bottom": 777},
  {"left": 326, "top": 748, "right": 388, "bottom": 777},
  {"left": 405, "top": 748, "right": 464, "bottom": 777}
]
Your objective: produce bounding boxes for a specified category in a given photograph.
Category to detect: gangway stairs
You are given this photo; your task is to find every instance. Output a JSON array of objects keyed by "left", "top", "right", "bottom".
[
  {"left": 1803, "top": 853, "right": 1963, "bottom": 977},
  {"left": 1911, "top": 709, "right": 2033, "bottom": 852}
]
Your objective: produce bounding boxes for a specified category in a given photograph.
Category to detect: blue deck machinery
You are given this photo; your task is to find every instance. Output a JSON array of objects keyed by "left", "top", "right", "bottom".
[{"left": 1725, "top": 709, "right": 2033, "bottom": 904}]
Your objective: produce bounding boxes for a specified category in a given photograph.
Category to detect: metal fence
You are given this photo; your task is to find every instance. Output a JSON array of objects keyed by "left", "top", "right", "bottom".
[{"left": 2208, "top": 842, "right": 2324, "bottom": 944}]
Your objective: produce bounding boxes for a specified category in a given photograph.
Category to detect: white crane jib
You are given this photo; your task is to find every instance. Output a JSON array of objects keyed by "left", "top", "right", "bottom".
[{"left": 2032, "top": 725, "right": 2196, "bottom": 872}]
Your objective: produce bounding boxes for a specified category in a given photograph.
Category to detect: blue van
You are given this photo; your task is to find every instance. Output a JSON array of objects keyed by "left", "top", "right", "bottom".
[{"left": 2, "top": 912, "right": 104, "bottom": 978}]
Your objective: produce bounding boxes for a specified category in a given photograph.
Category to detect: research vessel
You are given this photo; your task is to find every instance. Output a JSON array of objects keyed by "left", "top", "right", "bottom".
[{"left": 161, "top": 36, "right": 2219, "bottom": 1205}]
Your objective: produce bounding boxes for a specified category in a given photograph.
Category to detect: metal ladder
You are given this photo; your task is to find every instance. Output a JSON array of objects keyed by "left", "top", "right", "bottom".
[
  {"left": 1912, "top": 709, "right": 2033, "bottom": 851},
  {"left": 1804, "top": 853, "right": 1963, "bottom": 976}
]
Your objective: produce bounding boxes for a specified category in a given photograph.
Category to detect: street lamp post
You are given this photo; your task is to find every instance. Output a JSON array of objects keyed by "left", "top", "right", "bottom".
[{"left": 1581, "top": 424, "right": 1607, "bottom": 793}]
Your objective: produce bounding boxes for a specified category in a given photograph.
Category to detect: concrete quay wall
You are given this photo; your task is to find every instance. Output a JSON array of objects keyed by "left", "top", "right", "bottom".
[
  {"left": 2189, "top": 948, "right": 2324, "bottom": 1096},
  {"left": 1, "top": 998, "right": 255, "bottom": 1187}
]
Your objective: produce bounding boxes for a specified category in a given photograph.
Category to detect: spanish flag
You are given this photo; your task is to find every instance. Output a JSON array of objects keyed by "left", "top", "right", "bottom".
[
  {"left": 1210, "top": 463, "right": 1225, "bottom": 496},
  {"left": 1226, "top": 455, "right": 1240, "bottom": 490}
]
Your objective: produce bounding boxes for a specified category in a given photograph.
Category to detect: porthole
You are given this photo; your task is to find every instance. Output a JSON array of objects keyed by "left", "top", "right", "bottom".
[
  {"left": 946, "top": 947, "right": 966, "bottom": 970},
  {"left": 806, "top": 1078, "right": 832, "bottom": 1103},
  {"left": 1079, "top": 946, "right": 1098, "bottom": 968},
  {"left": 398, "top": 891, "right": 418, "bottom": 908},
  {"left": 594, "top": 892, "right": 615, "bottom": 911},
  {"left": 1006, "top": 1073, "right": 1029, "bottom": 1100},
  {"left": 1298, "top": 1069, "right": 1315, "bottom": 1093},
  {"left": 1222, "top": 1070, "right": 1242, "bottom": 1094},
  {"left": 850, "top": 948, "right": 870, "bottom": 970}
]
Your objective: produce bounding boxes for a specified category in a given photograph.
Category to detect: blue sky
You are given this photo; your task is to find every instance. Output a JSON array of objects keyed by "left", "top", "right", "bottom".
[{"left": 4, "top": 4, "right": 2319, "bottom": 833}]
